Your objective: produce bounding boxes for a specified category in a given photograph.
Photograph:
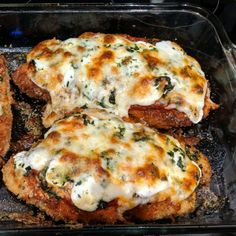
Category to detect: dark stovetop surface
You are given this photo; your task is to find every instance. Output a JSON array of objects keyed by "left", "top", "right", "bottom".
[{"left": 0, "top": 0, "right": 235, "bottom": 44}]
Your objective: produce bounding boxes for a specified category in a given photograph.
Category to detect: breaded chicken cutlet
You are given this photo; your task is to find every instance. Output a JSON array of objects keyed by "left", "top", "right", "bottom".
[
  {"left": 12, "top": 32, "right": 218, "bottom": 128},
  {"left": 0, "top": 55, "right": 12, "bottom": 166},
  {"left": 3, "top": 109, "right": 211, "bottom": 223}
]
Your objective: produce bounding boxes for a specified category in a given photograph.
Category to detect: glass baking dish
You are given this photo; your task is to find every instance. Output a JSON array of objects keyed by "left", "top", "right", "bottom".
[{"left": 0, "top": 2, "right": 236, "bottom": 234}]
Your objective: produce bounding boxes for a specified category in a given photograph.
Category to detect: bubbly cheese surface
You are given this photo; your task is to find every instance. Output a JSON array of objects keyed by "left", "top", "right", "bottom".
[
  {"left": 14, "top": 109, "right": 201, "bottom": 212},
  {"left": 27, "top": 33, "right": 207, "bottom": 127}
]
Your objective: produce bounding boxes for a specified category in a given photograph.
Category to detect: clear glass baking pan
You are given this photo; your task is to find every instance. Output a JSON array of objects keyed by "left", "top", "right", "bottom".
[{"left": 0, "top": 2, "right": 236, "bottom": 234}]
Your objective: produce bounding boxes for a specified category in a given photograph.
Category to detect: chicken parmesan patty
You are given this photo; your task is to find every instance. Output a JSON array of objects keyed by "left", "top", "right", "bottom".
[
  {"left": 12, "top": 32, "right": 218, "bottom": 128},
  {"left": 0, "top": 55, "right": 12, "bottom": 166},
  {"left": 2, "top": 109, "right": 211, "bottom": 223}
]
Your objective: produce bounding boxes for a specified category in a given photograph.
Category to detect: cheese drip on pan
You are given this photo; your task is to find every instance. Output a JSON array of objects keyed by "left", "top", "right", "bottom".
[
  {"left": 27, "top": 33, "right": 207, "bottom": 127},
  {"left": 14, "top": 109, "right": 201, "bottom": 213}
]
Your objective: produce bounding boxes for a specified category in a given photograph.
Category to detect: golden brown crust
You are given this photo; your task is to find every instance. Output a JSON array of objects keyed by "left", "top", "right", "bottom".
[
  {"left": 129, "top": 104, "right": 192, "bottom": 129},
  {"left": 2, "top": 149, "right": 211, "bottom": 223},
  {"left": 125, "top": 150, "right": 211, "bottom": 221},
  {"left": 128, "top": 90, "right": 219, "bottom": 129},
  {"left": 2, "top": 158, "right": 122, "bottom": 224},
  {"left": 12, "top": 63, "right": 50, "bottom": 102},
  {"left": 125, "top": 192, "right": 196, "bottom": 221},
  {"left": 0, "top": 55, "right": 12, "bottom": 166},
  {"left": 12, "top": 33, "right": 218, "bottom": 129}
]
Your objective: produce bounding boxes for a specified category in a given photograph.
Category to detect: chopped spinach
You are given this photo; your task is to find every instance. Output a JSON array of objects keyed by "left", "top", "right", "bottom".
[
  {"left": 126, "top": 44, "right": 139, "bottom": 53},
  {"left": 65, "top": 175, "right": 74, "bottom": 183},
  {"left": 100, "top": 151, "right": 114, "bottom": 171},
  {"left": 81, "top": 104, "right": 88, "bottom": 109},
  {"left": 82, "top": 114, "right": 94, "bottom": 126},
  {"left": 40, "top": 167, "right": 48, "bottom": 179},
  {"left": 116, "top": 62, "right": 122, "bottom": 67},
  {"left": 18, "top": 162, "right": 25, "bottom": 168},
  {"left": 173, "top": 146, "right": 185, "bottom": 158},
  {"left": 177, "top": 156, "right": 186, "bottom": 171},
  {"left": 167, "top": 150, "right": 175, "bottom": 163},
  {"left": 133, "top": 132, "right": 150, "bottom": 142},
  {"left": 168, "top": 146, "right": 186, "bottom": 171},
  {"left": 150, "top": 47, "right": 158, "bottom": 51},
  {"left": 98, "top": 97, "right": 107, "bottom": 108},
  {"left": 0, "top": 76, "right": 3, "bottom": 82},
  {"left": 40, "top": 181, "right": 61, "bottom": 200},
  {"left": 113, "top": 126, "right": 126, "bottom": 139},
  {"left": 76, "top": 180, "right": 82, "bottom": 186},
  {"left": 82, "top": 92, "right": 91, "bottom": 100},
  {"left": 23, "top": 166, "right": 32, "bottom": 177},
  {"left": 109, "top": 89, "right": 116, "bottom": 105},
  {"left": 155, "top": 76, "right": 174, "bottom": 97}
]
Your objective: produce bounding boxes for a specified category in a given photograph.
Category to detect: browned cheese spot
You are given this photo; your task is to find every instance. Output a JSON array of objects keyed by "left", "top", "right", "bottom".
[
  {"left": 59, "top": 151, "right": 79, "bottom": 164},
  {"left": 136, "top": 163, "right": 160, "bottom": 183},
  {"left": 142, "top": 51, "right": 165, "bottom": 70},
  {"left": 130, "top": 77, "right": 152, "bottom": 98},
  {"left": 103, "top": 34, "right": 115, "bottom": 44},
  {"left": 46, "top": 131, "right": 61, "bottom": 144}
]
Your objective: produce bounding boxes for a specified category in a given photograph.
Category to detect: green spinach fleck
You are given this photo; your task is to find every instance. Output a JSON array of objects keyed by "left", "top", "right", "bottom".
[
  {"left": 76, "top": 180, "right": 82, "bottom": 186},
  {"left": 81, "top": 104, "right": 88, "bottom": 109},
  {"left": 100, "top": 151, "right": 114, "bottom": 171},
  {"left": 109, "top": 89, "right": 116, "bottom": 105},
  {"left": 126, "top": 44, "right": 140, "bottom": 53},
  {"left": 177, "top": 156, "right": 186, "bottom": 171},
  {"left": 40, "top": 181, "right": 61, "bottom": 200},
  {"left": 98, "top": 97, "right": 107, "bottom": 108},
  {"left": 167, "top": 150, "right": 175, "bottom": 163},
  {"left": 23, "top": 166, "right": 32, "bottom": 177},
  {"left": 113, "top": 126, "right": 126, "bottom": 139},
  {"left": 133, "top": 132, "right": 150, "bottom": 142},
  {"left": 82, "top": 114, "right": 95, "bottom": 126},
  {"left": 155, "top": 76, "right": 174, "bottom": 97}
]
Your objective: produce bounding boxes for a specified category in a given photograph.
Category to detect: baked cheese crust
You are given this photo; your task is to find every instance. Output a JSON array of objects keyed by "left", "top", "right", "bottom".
[
  {"left": 2, "top": 109, "right": 211, "bottom": 223},
  {"left": 12, "top": 32, "right": 218, "bottom": 128}
]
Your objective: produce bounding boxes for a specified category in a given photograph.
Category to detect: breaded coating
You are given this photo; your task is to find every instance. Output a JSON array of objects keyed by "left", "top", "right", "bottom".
[
  {"left": 2, "top": 150, "right": 211, "bottom": 223},
  {"left": 12, "top": 33, "right": 218, "bottom": 129},
  {"left": 0, "top": 55, "right": 12, "bottom": 166}
]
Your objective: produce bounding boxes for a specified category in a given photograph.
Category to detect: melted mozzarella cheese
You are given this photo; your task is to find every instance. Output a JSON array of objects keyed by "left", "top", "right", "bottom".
[
  {"left": 27, "top": 33, "right": 207, "bottom": 127},
  {"left": 14, "top": 109, "right": 201, "bottom": 212}
]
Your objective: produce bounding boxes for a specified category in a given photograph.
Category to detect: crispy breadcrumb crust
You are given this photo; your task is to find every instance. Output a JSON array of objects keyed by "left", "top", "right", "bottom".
[
  {"left": 12, "top": 33, "right": 218, "bottom": 129},
  {"left": 2, "top": 149, "right": 211, "bottom": 223},
  {"left": 0, "top": 55, "right": 12, "bottom": 166}
]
